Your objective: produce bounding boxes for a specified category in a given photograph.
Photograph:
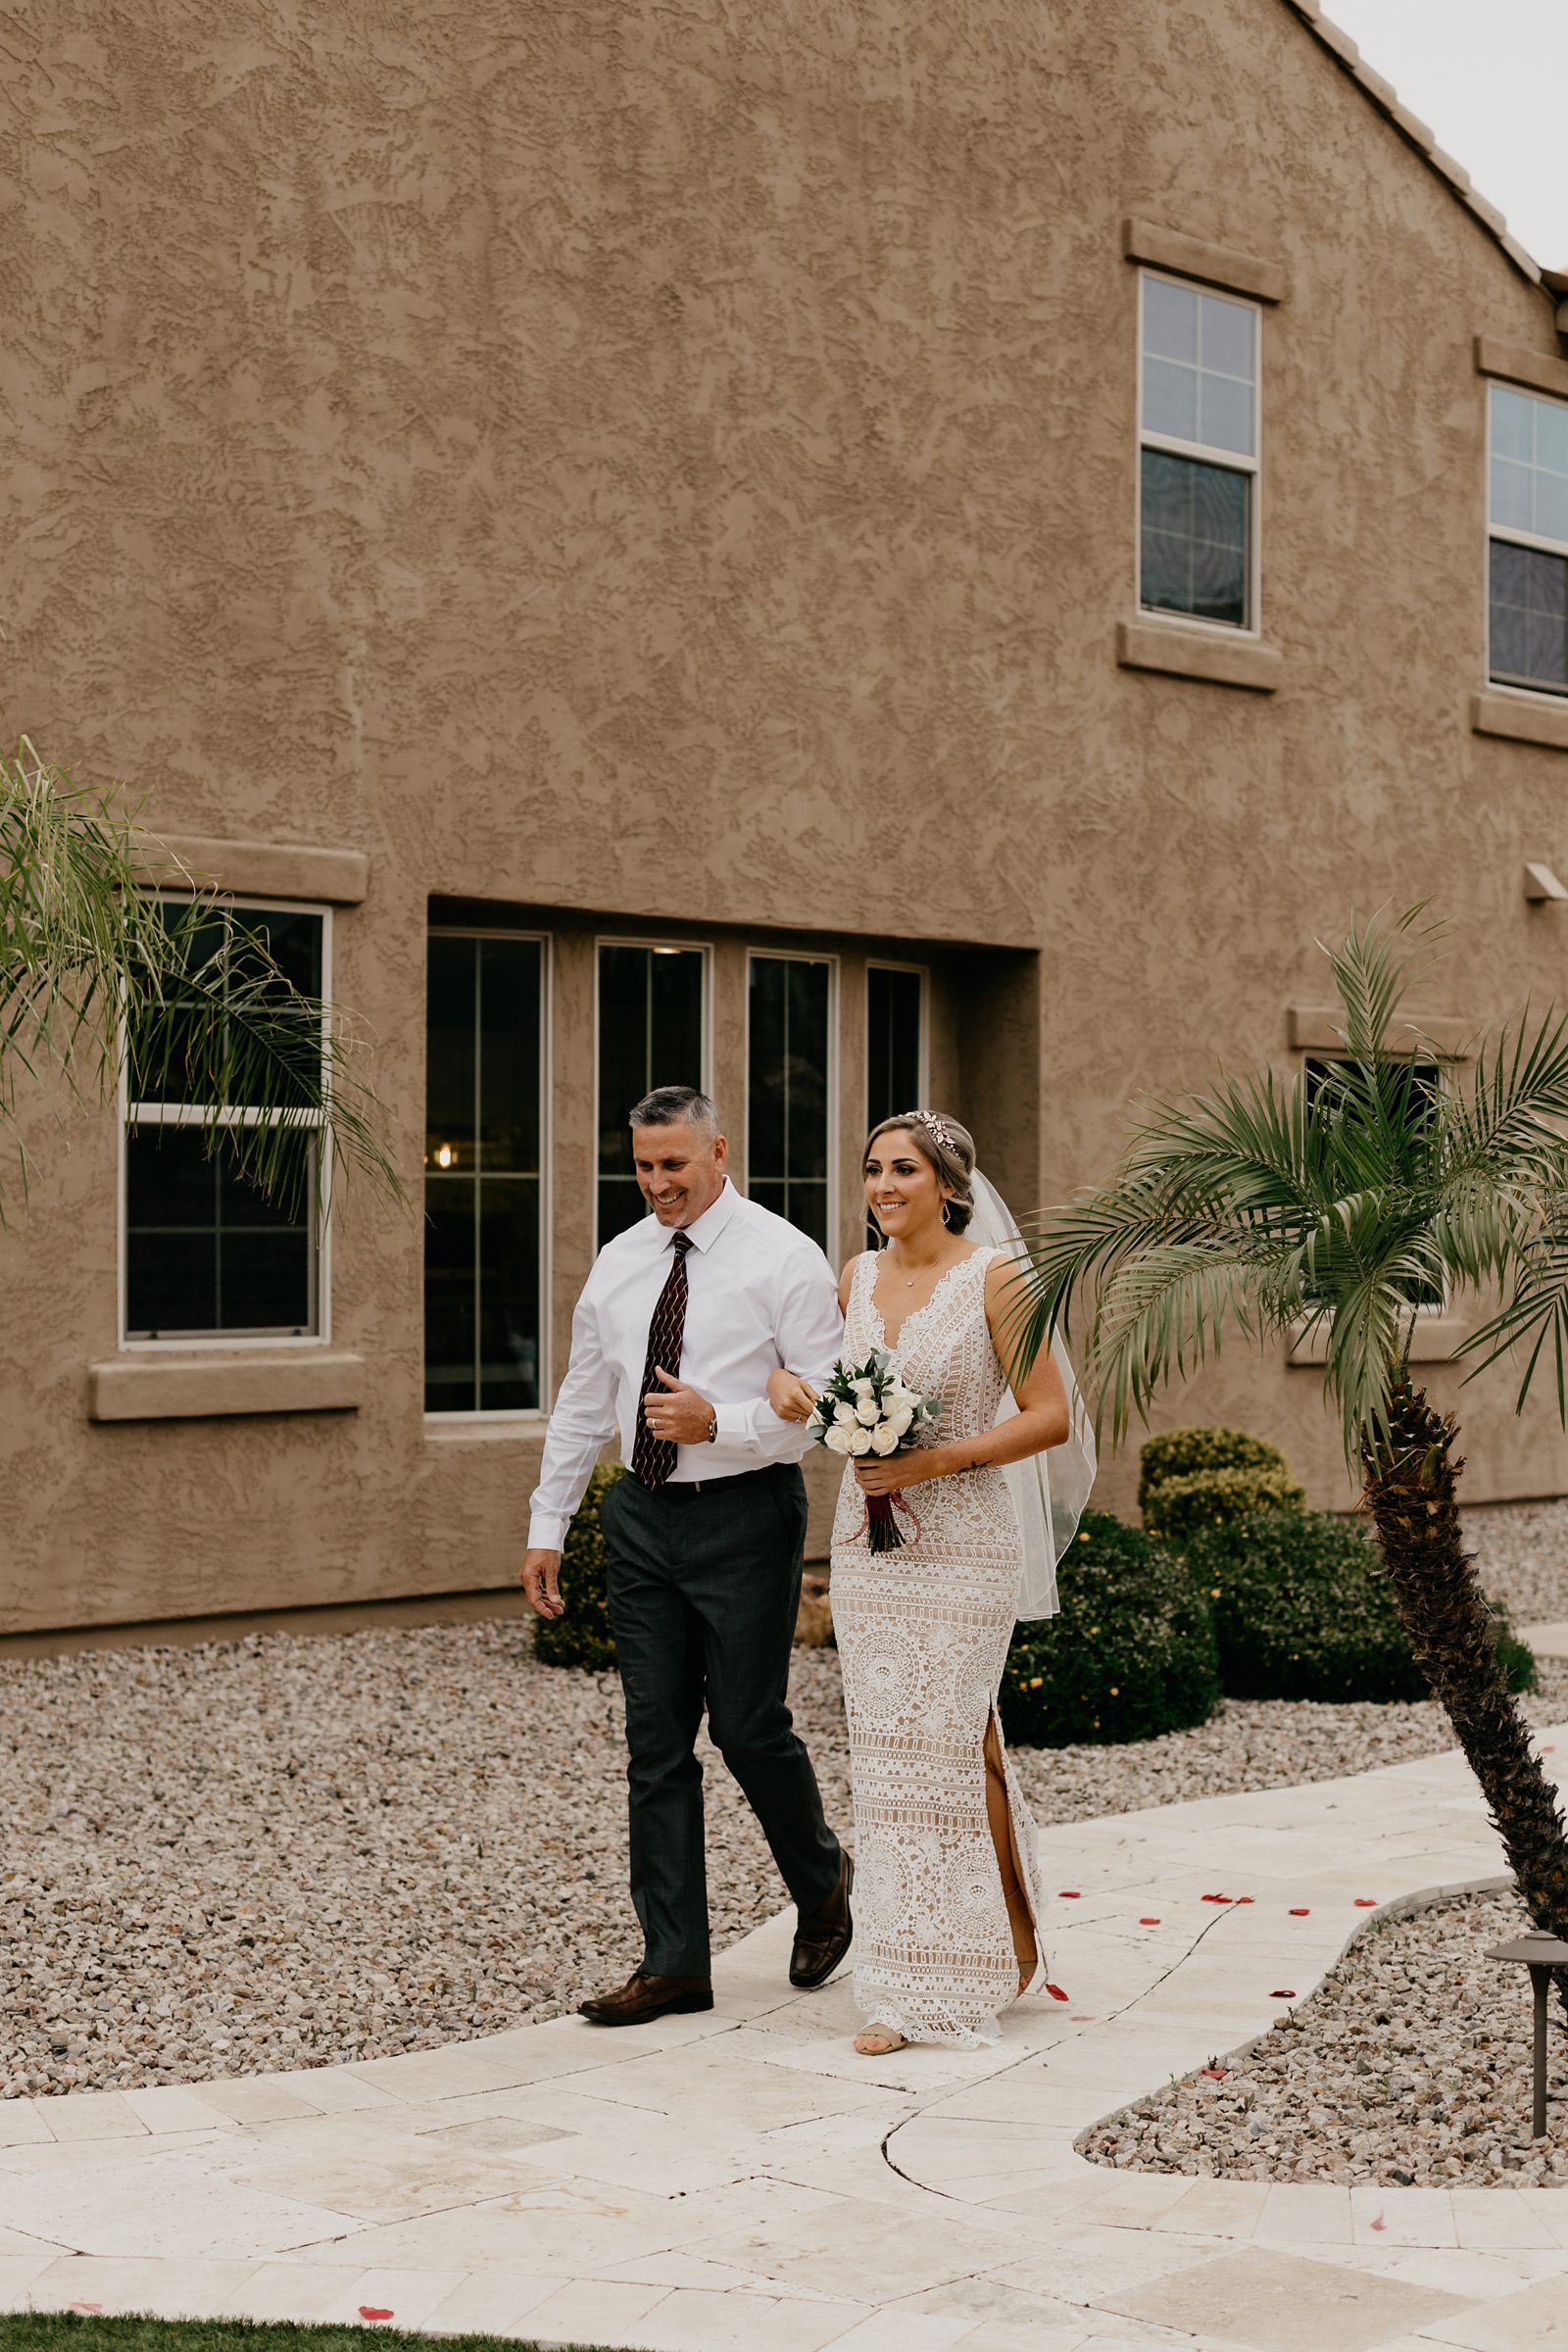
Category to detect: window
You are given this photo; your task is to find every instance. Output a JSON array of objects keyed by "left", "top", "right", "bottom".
[
  {"left": 866, "top": 965, "right": 925, "bottom": 1130},
  {"left": 1489, "top": 383, "right": 1568, "bottom": 698},
  {"left": 123, "top": 901, "right": 324, "bottom": 1342},
  {"left": 748, "top": 954, "right": 833, "bottom": 1249},
  {"left": 424, "top": 933, "right": 545, "bottom": 1414},
  {"left": 596, "top": 944, "right": 706, "bottom": 1247},
  {"left": 1139, "top": 272, "right": 1259, "bottom": 630},
  {"left": 866, "top": 964, "right": 925, "bottom": 1245},
  {"left": 1304, "top": 1057, "right": 1444, "bottom": 1308}
]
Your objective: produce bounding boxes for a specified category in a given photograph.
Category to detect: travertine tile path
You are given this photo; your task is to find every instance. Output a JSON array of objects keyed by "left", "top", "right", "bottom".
[{"left": 5, "top": 1737, "right": 1568, "bottom": 2352}]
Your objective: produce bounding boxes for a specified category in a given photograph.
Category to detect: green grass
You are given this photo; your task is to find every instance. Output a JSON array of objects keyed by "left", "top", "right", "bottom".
[{"left": 0, "top": 2320, "right": 614, "bottom": 2352}]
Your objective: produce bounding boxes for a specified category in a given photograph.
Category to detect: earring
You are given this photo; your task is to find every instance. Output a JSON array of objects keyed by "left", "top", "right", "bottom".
[{"left": 941, "top": 1199, "right": 953, "bottom": 1228}]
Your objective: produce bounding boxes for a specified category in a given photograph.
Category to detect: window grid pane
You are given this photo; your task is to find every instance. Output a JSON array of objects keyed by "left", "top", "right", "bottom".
[
  {"left": 596, "top": 945, "right": 705, "bottom": 1249},
  {"left": 124, "top": 902, "right": 324, "bottom": 1339},
  {"left": 1142, "top": 278, "right": 1255, "bottom": 459},
  {"left": 749, "top": 956, "right": 831, "bottom": 1250},
  {"left": 1490, "top": 539, "right": 1568, "bottom": 697},
  {"left": 1491, "top": 385, "right": 1568, "bottom": 550},
  {"left": 1140, "top": 449, "right": 1250, "bottom": 627},
  {"left": 424, "top": 934, "right": 544, "bottom": 1412}
]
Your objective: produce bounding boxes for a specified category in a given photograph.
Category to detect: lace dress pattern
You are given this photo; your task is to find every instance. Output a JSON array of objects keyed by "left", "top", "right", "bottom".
[{"left": 831, "top": 1247, "right": 1047, "bottom": 2047}]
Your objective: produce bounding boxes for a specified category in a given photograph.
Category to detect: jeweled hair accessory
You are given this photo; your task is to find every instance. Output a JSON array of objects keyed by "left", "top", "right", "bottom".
[{"left": 911, "top": 1108, "right": 957, "bottom": 1153}]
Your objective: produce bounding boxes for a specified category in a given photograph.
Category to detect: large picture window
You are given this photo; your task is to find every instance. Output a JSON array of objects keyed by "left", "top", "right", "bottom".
[
  {"left": 123, "top": 901, "right": 324, "bottom": 1342},
  {"left": 1139, "top": 272, "right": 1259, "bottom": 630},
  {"left": 424, "top": 932, "right": 545, "bottom": 1414},
  {"left": 748, "top": 954, "right": 833, "bottom": 1249},
  {"left": 596, "top": 944, "right": 706, "bottom": 1247},
  {"left": 1489, "top": 382, "right": 1568, "bottom": 699}
]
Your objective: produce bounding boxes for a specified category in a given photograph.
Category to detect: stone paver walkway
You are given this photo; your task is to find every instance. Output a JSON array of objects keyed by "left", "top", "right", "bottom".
[{"left": 4, "top": 1736, "right": 1568, "bottom": 2351}]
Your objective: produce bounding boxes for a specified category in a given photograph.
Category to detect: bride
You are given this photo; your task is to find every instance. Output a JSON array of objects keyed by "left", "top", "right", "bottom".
[{"left": 768, "top": 1109, "right": 1094, "bottom": 2055}]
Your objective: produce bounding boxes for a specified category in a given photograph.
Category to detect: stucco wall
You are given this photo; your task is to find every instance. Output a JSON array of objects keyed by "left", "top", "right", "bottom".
[{"left": 4, "top": 0, "right": 1568, "bottom": 1632}]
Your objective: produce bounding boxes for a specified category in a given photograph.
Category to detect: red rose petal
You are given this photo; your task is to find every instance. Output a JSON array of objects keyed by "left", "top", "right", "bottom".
[
  {"left": 1270, "top": 1988, "right": 1297, "bottom": 1999},
  {"left": 1237, "top": 1895, "right": 1254, "bottom": 1904},
  {"left": 1139, "top": 1917, "right": 1160, "bottom": 1925},
  {"left": 1289, "top": 1908, "right": 1310, "bottom": 1916},
  {"left": 359, "top": 2310, "right": 395, "bottom": 2324},
  {"left": 1370, "top": 2212, "right": 1387, "bottom": 2231},
  {"left": 1354, "top": 1898, "right": 1378, "bottom": 1907},
  {"left": 1046, "top": 1982, "right": 1070, "bottom": 2001},
  {"left": 1200, "top": 2066, "right": 1227, "bottom": 2079},
  {"left": 1058, "top": 1889, "right": 1081, "bottom": 1898}
]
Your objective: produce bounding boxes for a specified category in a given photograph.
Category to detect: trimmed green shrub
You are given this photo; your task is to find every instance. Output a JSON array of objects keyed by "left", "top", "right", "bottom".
[
  {"left": 533, "top": 1462, "right": 623, "bottom": 1672},
  {"left": 1000, "top": 1509, "right": 1222, "bottom": 1748},
  {"left": 1142, "top": 1463, "right": 1306, "bottom": 1544},
  {"left": 1185, "top": 1510, "right": 1539, "bottom": 1703},
  {"left": 1138, "top": 1425, "right": 1292, "bottom": 1510}
]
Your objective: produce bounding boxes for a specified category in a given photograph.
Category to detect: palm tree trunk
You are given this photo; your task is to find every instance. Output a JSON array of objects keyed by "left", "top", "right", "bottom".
[{"left": 1363, "top": 1378, "right": 1568, "bottom": 2007}]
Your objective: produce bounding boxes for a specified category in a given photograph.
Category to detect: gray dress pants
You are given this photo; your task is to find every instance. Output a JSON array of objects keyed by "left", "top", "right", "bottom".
[{"left": 598, "top": 1461, "right": 844, "bottom": 1978}]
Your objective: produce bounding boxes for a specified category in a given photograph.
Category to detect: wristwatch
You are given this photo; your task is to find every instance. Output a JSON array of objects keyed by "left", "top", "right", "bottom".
[{"left": 706, "top": 1408, "right": 718, "bottom": 1444}]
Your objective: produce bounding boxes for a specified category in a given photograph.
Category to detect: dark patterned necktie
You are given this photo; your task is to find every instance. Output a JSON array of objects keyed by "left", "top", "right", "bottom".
[{"left": 631, "top": 1230, "right": 694, "bottom": 1490}]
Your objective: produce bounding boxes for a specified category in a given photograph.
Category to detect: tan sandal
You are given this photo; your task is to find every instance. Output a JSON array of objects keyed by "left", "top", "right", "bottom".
[{"left": 854, "top": 2024, "right": 907, "bottom": 2056}]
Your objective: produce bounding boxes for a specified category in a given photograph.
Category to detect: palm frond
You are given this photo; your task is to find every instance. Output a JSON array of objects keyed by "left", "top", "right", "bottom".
[{"left": 0, "top": 740, "right": 406, "bottom": 1223}]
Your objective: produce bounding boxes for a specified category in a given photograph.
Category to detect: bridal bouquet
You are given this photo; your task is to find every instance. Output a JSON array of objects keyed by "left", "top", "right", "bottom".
[{"left": 808, "top": 1349, "right": 942, "bottom": 1552}]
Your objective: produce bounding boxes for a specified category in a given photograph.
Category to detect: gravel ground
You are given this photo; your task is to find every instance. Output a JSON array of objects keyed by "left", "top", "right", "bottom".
[
  {"left": 3, "top": 1498, "right": 1566, "bottom": 2102},
  {"left": 1081, "top": 1888, "right": 1568, "bottom": 2187},
  {"left": 1466, "top": 1496, "right": 1568, "bottom": 1626}
]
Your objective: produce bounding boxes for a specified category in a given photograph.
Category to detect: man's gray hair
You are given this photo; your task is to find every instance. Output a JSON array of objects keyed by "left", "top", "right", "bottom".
[{"left": 628, "top": 1084, "right": 721, "bottom": 1138}]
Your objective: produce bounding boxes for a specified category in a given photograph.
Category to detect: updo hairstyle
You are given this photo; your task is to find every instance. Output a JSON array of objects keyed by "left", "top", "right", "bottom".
[{"left": 864, "top": 1109, "right": 977, "bottom": 1234}]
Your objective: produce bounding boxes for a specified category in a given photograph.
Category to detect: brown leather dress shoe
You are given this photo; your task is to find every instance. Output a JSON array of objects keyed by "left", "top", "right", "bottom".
[
  {"left": 790, "top": 1849, "right": 854, "bottom": 1988},
  {"left": 578, "top": 1970, "right": 714, "bottom": 2027}
]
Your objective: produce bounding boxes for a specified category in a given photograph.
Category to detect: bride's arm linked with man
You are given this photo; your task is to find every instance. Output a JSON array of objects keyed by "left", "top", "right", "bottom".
[{"left": 520, "top": 1084, "right": 1093, "bottom": 2054}]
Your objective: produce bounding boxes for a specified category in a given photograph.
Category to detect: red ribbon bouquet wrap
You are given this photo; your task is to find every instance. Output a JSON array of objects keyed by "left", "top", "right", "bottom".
[{"left": 807, "top": 1348, "right": 942, "bottom": 1553}]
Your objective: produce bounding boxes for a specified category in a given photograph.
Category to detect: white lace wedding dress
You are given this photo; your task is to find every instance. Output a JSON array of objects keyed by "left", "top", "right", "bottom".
[{"left": 831, "top": 1246, "right": 1047, "bottom": 2046}]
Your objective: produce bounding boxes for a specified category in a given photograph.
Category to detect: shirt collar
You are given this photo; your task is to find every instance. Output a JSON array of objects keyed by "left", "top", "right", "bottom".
[{"left": 673, "top": 1176, "right": 741, "bottom": 1254}]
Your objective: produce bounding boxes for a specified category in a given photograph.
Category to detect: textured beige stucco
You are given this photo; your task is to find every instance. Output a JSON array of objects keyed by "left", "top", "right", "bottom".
[{"left": 4, "top": 0, "right": 1568, "bottom": 1632}]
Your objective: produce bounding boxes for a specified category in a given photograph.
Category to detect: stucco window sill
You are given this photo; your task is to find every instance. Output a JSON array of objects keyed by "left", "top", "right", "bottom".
[
  {"left": 130, "top": 835, "right": 369, "bottom": 905},
  {"left": 1472, "top": 690, "right": 1568, "bottom": 755},
  {"left": 1287, "top": 1317, "right": 1466, "bottom": 1368},
  {"left": 1117, "top": 619, "right": 1283, "bottom": 693},
  {"left": 424, "top": 1416, "right": 545, "bottom": 1445},
  {"left": 88, "top": 1352, "right": 365, "bottom": 1422}
]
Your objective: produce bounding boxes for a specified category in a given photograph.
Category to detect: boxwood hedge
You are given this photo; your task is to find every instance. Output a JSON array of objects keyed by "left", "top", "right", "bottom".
[
  {"left": 533, "top": 1461, "right": 622, "bottom": 1673},
  {"left": 1000, "top": 1508, "right": 1222, "bottom": 1748},
  {"left": 1185, "top": 1508, "right": 1538, "bottom": 1704},
  {"left": 1138, "top": 1426, "right": 1293, "bottom": 1508}
]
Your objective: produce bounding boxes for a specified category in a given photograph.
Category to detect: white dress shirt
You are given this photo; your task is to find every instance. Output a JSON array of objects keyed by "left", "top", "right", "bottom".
[{"left": 527, "top": 1179, "right": 846, "bottom": 1550}]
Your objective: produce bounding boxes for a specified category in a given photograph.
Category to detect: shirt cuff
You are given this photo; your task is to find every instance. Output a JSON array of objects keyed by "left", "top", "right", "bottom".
[
  {"left": 527, "top": 1511, "right": 569, "bottom": 1551},
  {"left": 711, "top": 1398, "right": 758, "bottom": 1446}
]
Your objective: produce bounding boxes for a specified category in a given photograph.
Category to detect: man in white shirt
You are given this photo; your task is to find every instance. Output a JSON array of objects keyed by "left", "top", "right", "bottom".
[{"left": 521, "top": 1085, "right": 852, "bottom": 2027}]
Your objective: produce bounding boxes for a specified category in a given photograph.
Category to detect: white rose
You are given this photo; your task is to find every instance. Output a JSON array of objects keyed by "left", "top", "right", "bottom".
[
  {"left": 852, "top": 1376, "right": 876, "bottom": 1397},
  {"left": 823, "top": 1423, "right": 855, "bottom": 1455},
  {"left": 850, "top": 1428, "right": 873, "bottom": 1455},
  {"left": 887, "top": 1406, "right": 912, "bottom": 1439},
  {"left": 833, "top": 1400, "right": 858, "bottom": 1426},
  {"left": 869, "top": 1423, "right": 900, "bottom": 1455},
  {"left": 855, "top": 1397, "right": 880, "bottom": 1426}
]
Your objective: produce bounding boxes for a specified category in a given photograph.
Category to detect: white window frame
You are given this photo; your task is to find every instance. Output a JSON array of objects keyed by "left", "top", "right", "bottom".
[
  {"left": 591, "top": 935, "right": 713, "bottom": 1237},
  {"left": 744, "top": 948, "right": 839, "bottom": 1250},
  {"left": 1486, "top": 379, "right": 1568, "bottom": 704},
  {"left": 119, "top": 895, "right": 332, "bottom": 1352},
  {"left": 422, "top": 924, "right": 552, "bottom": 1423},
  {"left": 1136, "top": 268, "right": 1263, "bottom": 639}
]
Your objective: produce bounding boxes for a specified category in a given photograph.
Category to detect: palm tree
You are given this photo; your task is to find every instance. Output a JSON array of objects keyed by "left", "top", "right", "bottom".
[
  {"left": 1011, "top": 909, "right": 1568, "bottom": 1966},
  {"left": 1, "top": 739, "right": 403, "bottom": 1217}
]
